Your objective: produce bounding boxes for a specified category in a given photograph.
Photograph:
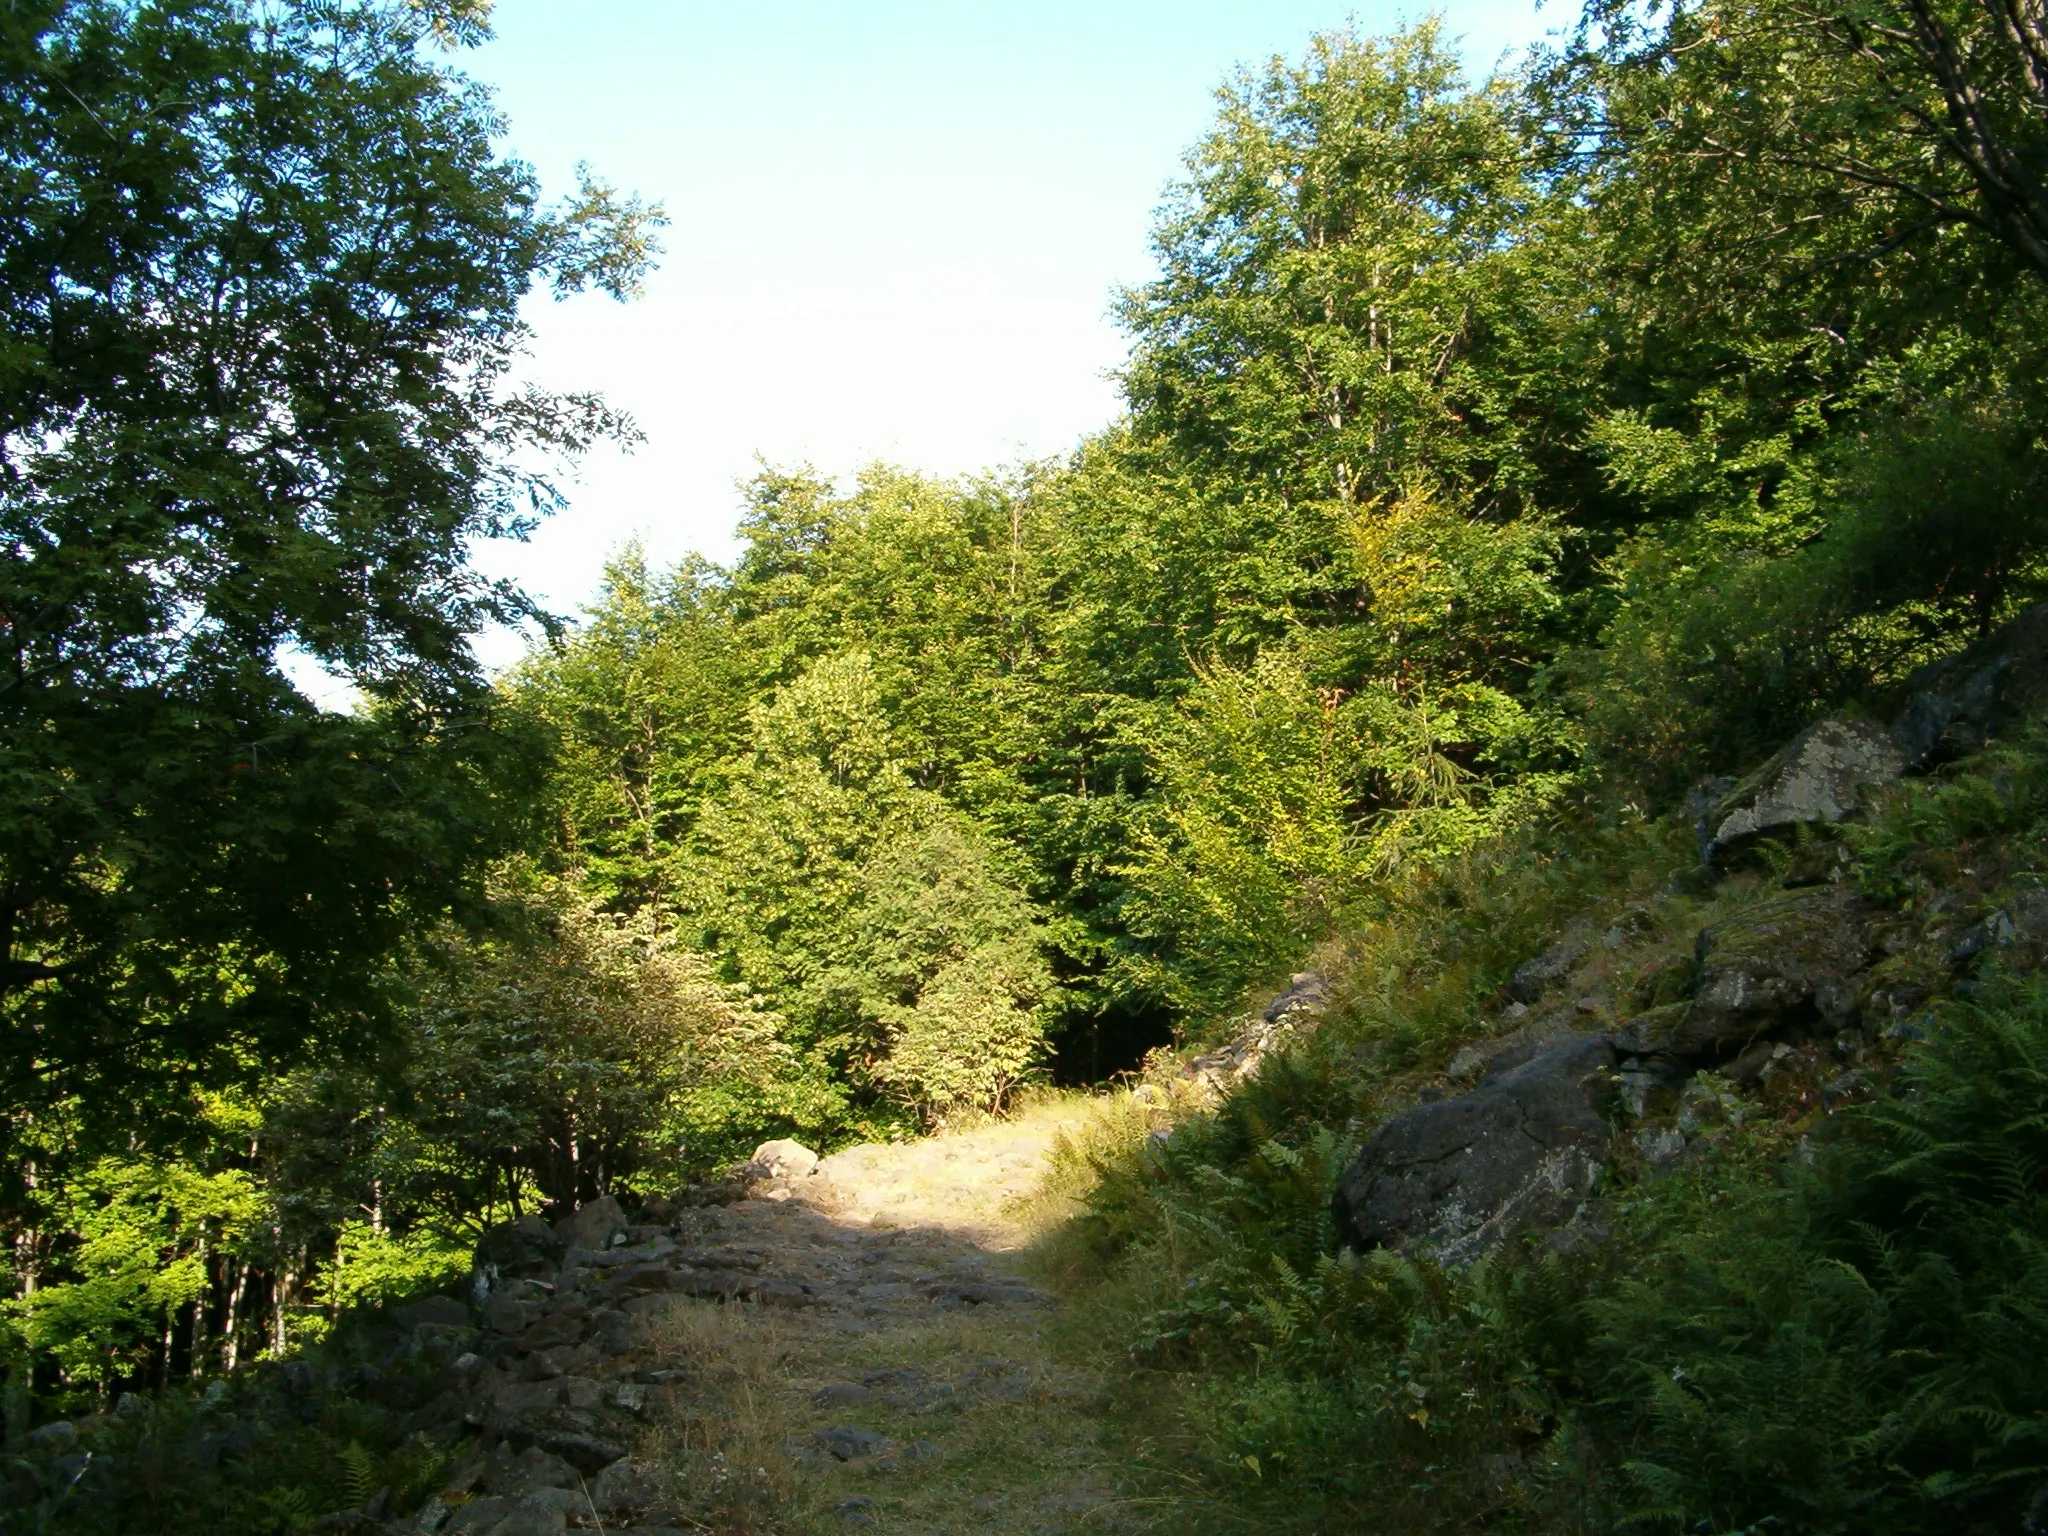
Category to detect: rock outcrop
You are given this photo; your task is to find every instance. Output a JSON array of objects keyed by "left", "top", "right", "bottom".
[
  {"left": 1890, "top": 601, "right": 2048, "bottom": 771},
  {"left": 1180, "top": 971, "right": 1329, "bottom": 1093},
  {"left": 1611, "top": 886, "right": 1872, "bottom": 1061},
  {"left": 1704, "top": 717, "right": 1905, "bottom": 863},
  {"left": 746, "top": 1139, "right": 820, "bottom": 1182},
  {"left": 1332, "top": 1035, "right": 1614, "bottom": 1264}
]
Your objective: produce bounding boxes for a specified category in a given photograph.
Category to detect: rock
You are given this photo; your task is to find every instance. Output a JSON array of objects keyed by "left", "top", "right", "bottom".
[
  {"left": 473, "top": 1217, "right": 566, "bottom": 1298},
  {"left": 1332, "top": 1035, "right": 1615, "bottom": 1262},
  {"left": 1684, "top": 776, "right": 1739, "bottom": 865},
  {"left": 1706, "top": 718, "right": 1905, "bottom": 862},
  {"left": 916, "top": 1277, "right": 1052, "bottom": 1308},
  {"left": 446, "top": 1494, "right": 567, "bottom": 1536},
  {"left": 491, "top": 1379, "right": 563, "bottom": 1420},
  {"left": 560, "top": 1377, "right": 606, "bottom": 1412},
  {"left": 528, "top": 1426, "right": 627, "bottom": 1474},
  {"left": 513, "top": 1312, "right": 584, "bottom": 1353},
  {"left": 750, "top": 1140, "right": 820, "bottom": 1181},
  {"left": 1180, "top": 975, "right": 1329, "bottom": 1092},
  {"left": 1605, "top": 1002, "right": 1688, "bottom": 1057},
  {"left": 588, "top": 1458, "right": 665, "bottom": 1518},
  {"left": 748, "top": 1275, "right": 815, "bottom": 1308},
  {"left": 860, "top": 1366, "right": 929, "bottom": 1391},
  {"left": 1634, "top": 1127, "right": 1687, "bottom": 1168},
  {"left": 814, "top": 1426, "right": 895, "bottom": 1462},
  {"left": 812, "top": 1382, "right": 874, "bottom": 1407},
  {"left": 1446, "top": 1043, "right": 1490, "bottom": 1082},
  {"left": 480, "top": 1445, "right": 578, "bottom": 1497},
  {"left": 1676, "top": 886, "right": 1872, "bottom": 1057},
  {"left": 25, "top": 1419, "right": 77, "bottom": 1453},
  {"left": 1469, "top": 1023, "right": 1591, "bottom": 1082},
  {"left": 485, "top": 1296, "right": 541, "bottom": 1337},
  {"left": 1949, "top": 886, "right": 2048, "bottom": 964},
  {"left": 554, "top": 1196, "right": 627, "bottom": 1252},
  {"left": 1262, "top": 970, "right": 1329, "bottom": 1022},
  {"left": 392, "top": 1295, "right": 470, "bottom": 1332},
  {"left": 443, "top": 1498, "right": 515, "bottom": 1535},
  {"left": 1508, "top": 939, "right": 1588, "bottom": 1004},
  {"left": 1890, "top": 602, "right": 2048, "bottom": 770}
]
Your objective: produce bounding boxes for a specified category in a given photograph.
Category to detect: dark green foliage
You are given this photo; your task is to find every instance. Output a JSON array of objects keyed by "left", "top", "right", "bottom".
[
  {"left": 0, "top": 0, "right": 657, "bottom": 1178},
  {"left": 1590, "top": 978, "right": 2048, "bottom": 1532},
  {"left": 0, "top": 0, "right": 663, "bottom": 1418},
  {"left": 8, "top": 1340, "right": 454, "bottom": 1535}
]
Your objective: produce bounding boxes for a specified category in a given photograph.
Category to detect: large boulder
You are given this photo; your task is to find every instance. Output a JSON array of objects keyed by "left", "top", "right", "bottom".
[
  {"left": 1889, "top": 601, "right": 2048, "bottom": 771},
  {"left": 1332, "top": 1035, "right": 1615, "bottom": 1264},
  {"left": 554, "top": 1195, "right": 627, "bottom": 1252},
  {"left": 748, "top": 1139, "right": 820, "bottom": 1181},
  {"left": 1705, "top": 717, "right": 1905, "bottom": 862}
]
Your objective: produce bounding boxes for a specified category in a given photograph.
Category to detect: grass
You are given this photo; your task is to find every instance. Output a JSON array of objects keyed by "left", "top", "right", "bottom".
[{"left": 632, "top": 1292, "right": 1124, "bottom": 1535}]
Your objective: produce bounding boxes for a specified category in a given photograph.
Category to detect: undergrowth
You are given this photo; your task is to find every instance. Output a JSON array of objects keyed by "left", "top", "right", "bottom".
[{"left": 1042, "top": 742, "right": 2048, "bottom": 1534}]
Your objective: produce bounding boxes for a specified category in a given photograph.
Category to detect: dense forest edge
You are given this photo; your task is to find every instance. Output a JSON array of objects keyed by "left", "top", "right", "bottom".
[{"left": 7, "top": 0, "right": 2048, "bottom": 1530}]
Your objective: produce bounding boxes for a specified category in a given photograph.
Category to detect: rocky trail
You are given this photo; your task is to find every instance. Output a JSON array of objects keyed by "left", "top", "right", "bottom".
[{"left": 402, "top": 1101, "right": 1131, "bottom": 1536}]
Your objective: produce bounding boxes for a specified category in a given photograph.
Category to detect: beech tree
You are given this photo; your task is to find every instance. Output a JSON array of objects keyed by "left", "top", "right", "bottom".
[{"left": 0, "top": 0, "right": 661, "bottom": 1179}]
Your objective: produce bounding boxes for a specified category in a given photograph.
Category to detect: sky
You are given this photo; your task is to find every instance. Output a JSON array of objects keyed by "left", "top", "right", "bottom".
[{"left": 459, "top": 0, "right": 1558, "bottom": 670}]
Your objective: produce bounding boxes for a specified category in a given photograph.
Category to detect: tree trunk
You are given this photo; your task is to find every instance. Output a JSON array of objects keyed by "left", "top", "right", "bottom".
[
  {"left": 273, "top": 1260, "right": 298, "bottom": 1357},
  {"left": 223, "top": 1259, "right": 251, "bottom": 1373},
  {"left": 189, "top": 1235, "right": 210, "bottom": 1377}
]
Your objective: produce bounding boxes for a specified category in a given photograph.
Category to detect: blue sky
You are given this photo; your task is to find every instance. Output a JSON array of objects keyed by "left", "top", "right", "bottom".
[{"left": 462, "top": 0, "right": 1557, "bottom": 666}]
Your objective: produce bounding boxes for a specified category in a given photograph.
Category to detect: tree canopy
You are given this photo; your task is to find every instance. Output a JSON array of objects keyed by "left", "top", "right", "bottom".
[{"left": 0, "top": 0, "right": 659, "bottom": 1181}]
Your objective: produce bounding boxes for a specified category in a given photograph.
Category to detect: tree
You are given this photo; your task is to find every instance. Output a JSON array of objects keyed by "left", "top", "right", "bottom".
[
  {"left": 508, "top": 550, "right": 752, "bottom": 907},
  {"left": 859, "top": 818, "right": 1053, "bottom": 1123},
  {"left": 1571, "top": 0, "right": 2048, "bottom": 286},
  {"left": 406, "top": 870, "right": 804, "bottom": 1213},
  {"left": 1120, "top": 23, "right": 1594, "bottom": 518},
  {"left": 0, "top": 0, "right": 661, "bottom": 1176}
]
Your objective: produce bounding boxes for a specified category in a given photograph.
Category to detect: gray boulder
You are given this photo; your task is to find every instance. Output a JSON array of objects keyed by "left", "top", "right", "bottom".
[
  {"left": 1706, "top": 718, "right": 1904, "bottom": 862},
  {"left": 748, "top": 1139, "right": 820, "bottom": 1181},
  {"left": 1262, "top": 970, "right": 1330, "bottom": 1022},
  {"left": 1890, "top": 601, "right": 2048, "bottom": 771},
  {"left": 554, "top": 1195, "right": 627, "bottom": 1252},
  {"left": 1333, "top": 1035, "right": 1615, "bottom": 1263},
  {"left": 1507, "top": 939, "right": 1588, "bottom": 1004},
  {"left": 472, "top": 1216, "right": 565, "bottom": 1300},
  {"left": 1948, "top": 885, "right": 2048, "bottom": 965}
]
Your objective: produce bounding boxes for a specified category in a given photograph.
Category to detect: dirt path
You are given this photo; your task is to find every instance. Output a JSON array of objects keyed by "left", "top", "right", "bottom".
[{"left": 633, "top": 1100, "right": 1133, "bottom": 1536}]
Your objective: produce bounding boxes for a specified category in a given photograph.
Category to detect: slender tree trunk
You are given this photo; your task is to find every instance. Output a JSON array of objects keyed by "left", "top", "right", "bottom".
[
  {"left": 190, "top": 1236, "right": 210, "bottom": 1377},
  {"left": 223, "top": 1260, "right": 251, "bottom": 1373},
  {"left": 273, "top": 1261, "right": 297, "bottom": 1357}
]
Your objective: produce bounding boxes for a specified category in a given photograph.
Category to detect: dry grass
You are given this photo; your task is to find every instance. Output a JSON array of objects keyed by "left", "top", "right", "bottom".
[{"left": 639, "top": 1300, "right": 804, "bottom": 1533}]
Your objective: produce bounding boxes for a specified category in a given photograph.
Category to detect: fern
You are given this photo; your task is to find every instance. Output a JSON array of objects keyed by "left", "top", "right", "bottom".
[{"left": 336, "top": 1441, "right": 378, "bottom": 1512}]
